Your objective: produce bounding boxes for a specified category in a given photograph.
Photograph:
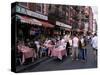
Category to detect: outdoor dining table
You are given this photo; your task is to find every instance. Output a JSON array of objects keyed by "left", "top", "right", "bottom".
[
  {"left": 51, "top": 46, "right": 67, "bottom": 60},
  {"left": 43, "top": 44, "right": 54, "bottom": 55},
  {"left": 18, "top": 45, "right": 34, "bottom": 64}
]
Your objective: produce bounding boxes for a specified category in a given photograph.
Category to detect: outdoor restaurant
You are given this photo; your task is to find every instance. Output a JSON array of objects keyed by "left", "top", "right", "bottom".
[{"left": 11, "top": 2, "right": 97, "bottom": 72}]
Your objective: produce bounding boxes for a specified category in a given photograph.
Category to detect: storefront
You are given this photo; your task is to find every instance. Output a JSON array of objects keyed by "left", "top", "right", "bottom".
[
  {"left": 12, "top": 5, "right": 55, "bottom": 41},
  {"left": 56, "top": 21, "right": 72, "bottom": 36},
  {"left": 11, "top": 4, "right": 56, "bottom": 69}
]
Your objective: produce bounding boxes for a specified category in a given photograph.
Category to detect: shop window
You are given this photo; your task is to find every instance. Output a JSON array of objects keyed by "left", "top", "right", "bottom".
[{"left": 28, "top": 3, "right": 36, "bottom": 11}]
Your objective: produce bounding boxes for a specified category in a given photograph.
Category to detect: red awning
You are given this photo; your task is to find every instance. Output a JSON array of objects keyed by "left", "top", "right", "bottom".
[
  {"left": 16, "top": 15, "right": 42, "bottom": 26},
  {"left": 40, "top": 21, "right": 54, "bottom": 28}
]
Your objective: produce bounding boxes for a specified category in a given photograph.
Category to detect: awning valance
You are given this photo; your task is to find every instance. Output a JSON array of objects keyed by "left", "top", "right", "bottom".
[
  {"left": 41, "top": 21, "right": 54, "bottom": 28},
  {"left": 16, "top": 15, "right": 42, "bottom": 26},
  {"left": 16, "top": 15, "right": 54, "bottom": 28},
  {"left": 72, "top": 29, "right": 83, "bottom": 32}
]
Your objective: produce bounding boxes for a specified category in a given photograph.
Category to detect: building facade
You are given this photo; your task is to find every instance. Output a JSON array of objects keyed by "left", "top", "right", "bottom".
[{"left": 12, "top": 2, "right": 94, "bottom": 35}]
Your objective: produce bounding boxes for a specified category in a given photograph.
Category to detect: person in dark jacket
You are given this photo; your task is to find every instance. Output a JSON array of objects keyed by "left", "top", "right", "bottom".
[{"left": 66, "top": 41, "right": 70, "bottom": 56}]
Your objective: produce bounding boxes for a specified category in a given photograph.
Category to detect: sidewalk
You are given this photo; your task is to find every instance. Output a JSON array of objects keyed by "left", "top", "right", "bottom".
[{"left": 16, "top": 56, "right": 49, "bottom": 72}]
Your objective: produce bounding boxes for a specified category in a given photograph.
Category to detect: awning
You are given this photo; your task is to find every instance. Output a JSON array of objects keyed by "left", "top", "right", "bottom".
[
  {"left": 40, "top": 21, "right": 54, "bottom": 28},
  {"left": 72, "top": 29, "right": 83, "bottom": 32},
  {"left": 56, "top": 21, "right": 72, "bottom": 29},
  {"left": 65, "top": 28, "right": 71, "bottom": 31},
  {"left": 16, "top": 15, "right": 42, "bottom": 26}
]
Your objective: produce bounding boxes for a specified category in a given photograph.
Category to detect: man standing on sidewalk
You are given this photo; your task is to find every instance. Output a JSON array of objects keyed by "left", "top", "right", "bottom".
[
  {"left": 91, "top": 33, "right": 98, "bottom": 61},
  {"left": 72, "top": 34, "right": 79, "bottom": 60},
  {"left": 79, "top": 35, "right": 87, "bottom": 62}
]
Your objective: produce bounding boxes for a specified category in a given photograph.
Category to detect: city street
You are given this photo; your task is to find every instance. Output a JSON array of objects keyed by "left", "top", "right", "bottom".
[
  {"left": 11, "top": 3, "right": 98, "bottom": 73},
  {"left": 21, "top": 43, "right": 97, "bottom": 72}
]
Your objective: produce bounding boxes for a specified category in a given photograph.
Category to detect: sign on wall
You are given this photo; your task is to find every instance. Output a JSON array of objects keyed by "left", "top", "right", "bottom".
[{"left": 15, "top": 5, "right": 48, "bottom": 20}]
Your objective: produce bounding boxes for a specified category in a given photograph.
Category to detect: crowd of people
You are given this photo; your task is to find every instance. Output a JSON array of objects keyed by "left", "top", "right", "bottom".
[{"left": 16, "top": 31, "right": 98, "bottom": 66}]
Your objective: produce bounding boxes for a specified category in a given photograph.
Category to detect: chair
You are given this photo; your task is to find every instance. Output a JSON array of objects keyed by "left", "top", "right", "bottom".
[{"left": 40, "top": 47, "right": 48, "bottom": 57}]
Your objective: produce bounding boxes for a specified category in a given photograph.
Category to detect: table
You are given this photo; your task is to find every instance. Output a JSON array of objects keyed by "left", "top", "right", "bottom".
[
  {"left": 17, "top": 45, "right": 34, "bottom": 64},
  {"left": 44, "top": 44, "right": 54, "bottom": 55},
  {"left": 51, "top": 46, "right": 67, "bottom": 60}
]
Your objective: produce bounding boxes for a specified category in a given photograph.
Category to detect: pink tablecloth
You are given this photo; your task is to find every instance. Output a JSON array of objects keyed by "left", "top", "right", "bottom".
[
  {"left": 44, "top": 44, "right": 54, "bottom": 55},
  {"left": 51, "top": 47, "right": 67, "bottom": 60},
  {"left": 18, "top": 46, "right": 33, "bottom": 64}
]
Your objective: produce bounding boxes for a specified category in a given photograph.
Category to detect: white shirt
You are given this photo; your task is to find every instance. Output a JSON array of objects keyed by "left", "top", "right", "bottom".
[
  {"left": 91, "top": 36, "right": 98, "bottom": 49},
  {"left": 81, "top": 38, "right": 84, "bottom": 44},
  {"left": 35, "top": 41, "right": 40, "bottom": 49},
  {"left": 61, "top": 39, "right": 66, "bottom": 44},
  {"left": 64, "top": 35, "right": 67, "bottom": 41},
  {"left": 64, "top": 35, "right": 70, "bottom": 42},
  {"left": 69, "top": 39, "right": 72, "bottom": 46},
  {"left": 87, "top": 36, "right": 90, "bottom": 39},
  {"left": 72, "top": 37, "right": 79, "bottom": 47}
]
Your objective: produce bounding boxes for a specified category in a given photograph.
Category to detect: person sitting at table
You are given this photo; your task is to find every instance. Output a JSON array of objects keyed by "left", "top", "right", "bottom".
[
  {"left": 40, "top": 44, "right": 48, "bottom": 57},
  {"left": 48, "top": 38, "right": 52, "bottom": 44},
  {"left": 27, "top": 40, "right": 37, "bottom": 61},
  {"left": 17, "top": 40, "right": 25, "bottom": 51},
  {"left": 51, "top": 40, "right": 55, "bottom": 45},
  {"left": 61, "top": 37, "right": 66, "bottom": 46},
  {"left": 55, "top": 39, "right": 61, "bottom": 47},
  {"left": 44, "top": 38, "right": 48, "bottom": 44},
  {"left": 24, "top": 38, "right": 30, "bottom": 47}
]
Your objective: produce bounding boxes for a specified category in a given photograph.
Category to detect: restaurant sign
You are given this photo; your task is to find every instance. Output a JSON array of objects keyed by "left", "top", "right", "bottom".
[
  {"left": 56, "top": 21, "right": 72, "bottom": 29},
  {"left": 15, "top": 5, "right": 48, "bottom": 20},
  {"left": 16, "top": 5, "right": 27, "bottom": 15}
]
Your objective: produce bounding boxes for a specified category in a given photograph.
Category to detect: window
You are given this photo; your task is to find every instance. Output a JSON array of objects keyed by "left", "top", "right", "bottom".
[
  {"left": 16, "top": 6, "right": 21, "bottom": 12},
  {"left": 18, "top": 3, "right": 28, "bottom": 8},
  {"left": 36, "top": 4, "right": 43, "bottom": 13}
]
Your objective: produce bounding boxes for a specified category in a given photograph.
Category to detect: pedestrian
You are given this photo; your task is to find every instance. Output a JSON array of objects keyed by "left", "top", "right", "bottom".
[
  {"left": 68, "top": 36, "right": 72, "bottom": 56},
  {"left": 79, "top": 35, "right": 87, "bottom": 62},
  {"left": 34, "top": 39, "right": 40, "bottom": 58},
  {"left": 66, "top": 40, "right": 70, "bottom": 56},
  {"left": 91, "top": 33, "right": 98, "bottom": 61},
  {"left": 72, "top": 34, "right": 79, "bottom": 60}
]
